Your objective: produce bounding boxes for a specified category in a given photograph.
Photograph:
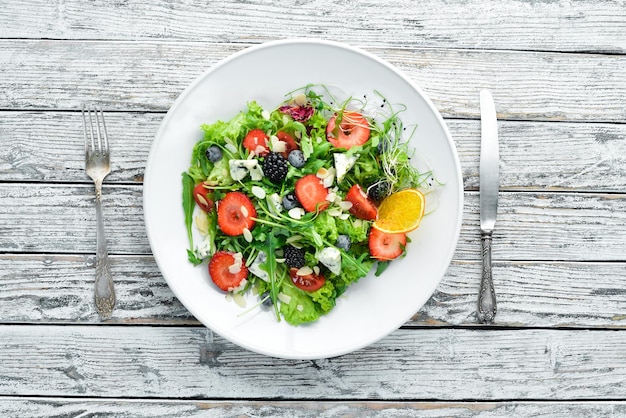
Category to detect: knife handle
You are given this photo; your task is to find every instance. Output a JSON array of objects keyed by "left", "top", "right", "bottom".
[{"left": 477, "top": 231, "right": 497, "bottom": 324}]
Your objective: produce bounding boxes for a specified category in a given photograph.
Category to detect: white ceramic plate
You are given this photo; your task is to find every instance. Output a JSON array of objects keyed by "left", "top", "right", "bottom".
[{"left": 144, "top": 39, "right": 463, "bottom": 359}]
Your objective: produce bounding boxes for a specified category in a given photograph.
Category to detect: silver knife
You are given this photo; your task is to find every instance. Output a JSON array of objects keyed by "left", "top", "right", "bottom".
[{"left": 477, "top": 89, "right": 499, "bottom": 324}]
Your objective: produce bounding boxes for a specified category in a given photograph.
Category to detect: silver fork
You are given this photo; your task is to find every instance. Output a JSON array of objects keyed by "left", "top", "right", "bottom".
[{"left": 83, "top": 106, "right": 116, "bottom": 318}]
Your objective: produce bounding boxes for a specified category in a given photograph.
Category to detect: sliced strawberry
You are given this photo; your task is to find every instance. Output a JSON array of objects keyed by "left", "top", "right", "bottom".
[
  {"left": 295, "top": 174, "right": 329, "bottom": 213},
  {"left": 345, "top": 184, "right": 378, "bottom": 221},
  {"left": 217, "top": 191, "right": 257, "bottom": 236},
  {"left": 368, "top": 227, "right": 407, "bottom": 261},
  {"left": 289, "top": 268, "right": 326, "bottom": 292},
  {"left": 193, "top": 182, "right": 214, "bottom": 212},
  {"left": 243, "top": 129, "right": 269, "bottom": 156},
  {"left": 326, "top": 111, "right": 370, "bottom": 150},
  {"left": 276, "top": 131, "right": 299, "bottom": 158},
  {"left": 209, "top": 251, "right": 248, "bottom": 291}
]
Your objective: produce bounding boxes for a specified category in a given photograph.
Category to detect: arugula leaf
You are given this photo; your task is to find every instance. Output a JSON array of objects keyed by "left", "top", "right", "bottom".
[
  {"left": 264, "top": 231, "right": 281, "bottom": 320},
  {"left": 181, "top": 172, "right": 197, "bottom": 259}
]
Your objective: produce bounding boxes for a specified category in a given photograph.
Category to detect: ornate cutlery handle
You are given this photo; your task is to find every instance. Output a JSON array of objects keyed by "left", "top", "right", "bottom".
[
  {"left": 477, "top": 231, "right": 496, "bottom": 323},
  {"left": 94, "top": 182, "right": 115, "bottom": 318}
]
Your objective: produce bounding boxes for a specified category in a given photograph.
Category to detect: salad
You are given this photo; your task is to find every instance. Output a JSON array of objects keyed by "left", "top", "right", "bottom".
[{"left": 182, "top": 85, "right": 437, "bottom": 325}]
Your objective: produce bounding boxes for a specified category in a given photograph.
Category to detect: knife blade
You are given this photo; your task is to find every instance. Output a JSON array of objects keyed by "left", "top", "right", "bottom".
[{"left": 477, "top": 89, "right": 499, "bottom": 324}]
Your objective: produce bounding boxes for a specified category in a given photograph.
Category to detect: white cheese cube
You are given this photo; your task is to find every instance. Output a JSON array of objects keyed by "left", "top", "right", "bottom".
[{"left": 317, "top": 247, "right": 342, "bottom": 275}]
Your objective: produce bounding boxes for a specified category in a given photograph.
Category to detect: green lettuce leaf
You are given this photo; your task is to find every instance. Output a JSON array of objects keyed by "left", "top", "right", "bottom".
[{"left": 279, "top": 281, "right": 322, "bottom": 325}]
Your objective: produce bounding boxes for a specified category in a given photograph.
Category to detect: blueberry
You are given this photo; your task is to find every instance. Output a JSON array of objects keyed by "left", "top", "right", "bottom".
[
  {"left": 261, "top": 291, "right": 274, "bottom": 308},
  {"left": 205, "top": 145, "right": 223, "bottom": 162},
  {"left": 282, "top": 191, "right": 301, "bottom": 210},
  {"left": 287, "top": 149, "right": 306, "bottom": 168},
  {"left": 335, "top": 234, "right": 351, "bottom": 251}
]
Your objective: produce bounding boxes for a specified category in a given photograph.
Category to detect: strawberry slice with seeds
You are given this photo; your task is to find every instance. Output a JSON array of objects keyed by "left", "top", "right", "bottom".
[
  {"left": 193, "top": 183, "right": 214, "bottom": 212},
  {"left": 243, "top": 129, "right": 269, "bottom": 156},
  {"left": 217, "top": 191, "right": 257, "bottom": 236},
  {"left": 326, "top": 111, "right": 370, "bottom": 150},
  {"left": 345, "top": 184, "right": 378, "bottom": 221},
  {"left": 209, "top": 251, "right": 248, "bottom": 291},
  {"left": 295, "top": 174, "right": 329, "bottom": 213},
  {"left": 368, "top": 226, "right": 407, "bottom": 261}
]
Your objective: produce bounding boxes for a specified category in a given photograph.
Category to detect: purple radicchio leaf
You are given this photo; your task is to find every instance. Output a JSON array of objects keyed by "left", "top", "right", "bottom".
[{"left": 279, "top": 105, "right": 314, "bottom": 122}]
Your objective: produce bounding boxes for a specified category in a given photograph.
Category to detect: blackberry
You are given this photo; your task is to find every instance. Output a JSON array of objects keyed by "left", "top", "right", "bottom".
[
  {"left": 287, "top": 149, "right": 306, "bottom": 168},
  {"left": 335, "top": 234, "right": 351, "bottom": 251},
  {"left": 283, "top": 245, "right": 305, "bottom": 269},
  {"left": 368, "top": 181, "right": 390, "bottom": 203},
  {"left": 262, "top": 152, "right": 288, "bottom": 184},
  {"left": 205, "top": 144, "right": 223, "bottom": 162},
  {"left": 282, "top": 191, "right": 301, "bottom": 211}
]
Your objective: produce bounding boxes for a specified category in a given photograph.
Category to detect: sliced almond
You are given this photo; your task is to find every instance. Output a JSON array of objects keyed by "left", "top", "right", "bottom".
[
  {"left": 327, "top": 208, "right": 342, "bottom": 217},
  {"left": 294, "top": 93, "right": 307, "bottom": 106},
  {"left": 251, "top": 186, "right": 266, "bottom": 200},
  {"left": 240, "top": 205, "right": 249, "bottom": 218},
  {"left": 297, "top": 266, "right": 313, "bottom": 276},
  {"left": 242, "top": 228, "right": 253, "bottom": 243},
  {"left": 316, "top": 167, "right": 329, "bottom": 179},
  {"left": 196, "top": 194, "right": 210, "bottom": 208},
  {"left": 313, "top": 266, "right": 320, "bottom": 275},
  {"left": 339, "top": 201, "right": 353, "bottom": 211},
  {"left": 288, "top": 207, "right": 305, "bottom": 220},
  {"left": 194, "top": 214, "right": 209, "bottom": 235}
]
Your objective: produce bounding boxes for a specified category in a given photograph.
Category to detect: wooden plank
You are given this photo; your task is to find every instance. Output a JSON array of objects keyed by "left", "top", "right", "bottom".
[
  {"left": 1, "top": 325, "right": 626, "bottom": 399},
  {"left": 418, "top": 261, "right": 626, "bottom": 328},
  {"left": 1, "top": 398, "right": 626, "bottom": 418},
  {"left": 1, "top": 254, "right": 626, "bottom": 329},
  {"left": 0, "top": 111, "right": 158, "bottom": 184},
  {"left": 0, "top": 0, "right": 624, "bottom": 53},
  {"left": 2, "top": 111, "right": 626, "bottom": 192},
  {"left": 0, "top": 254, "right": 194, "bottom": 324},
  {"left": 0, "top": 41, "right": 624, "bottom": 122},
  {"left": 2, "top": 183, "right": 625, "bottom": 261},
  {"left": 0, "top": 184, "right": 148, "bottom": 254}
]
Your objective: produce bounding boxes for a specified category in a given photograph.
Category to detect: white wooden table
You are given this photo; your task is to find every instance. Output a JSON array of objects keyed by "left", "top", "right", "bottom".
[{"left": 1, "top": 1, "right": 625, "bottom": 416}]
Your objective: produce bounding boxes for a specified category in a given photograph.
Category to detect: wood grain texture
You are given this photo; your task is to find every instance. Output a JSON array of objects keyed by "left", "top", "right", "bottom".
[
  {"left": 1, "top": 41, "right": 624, "bottom": 121},
  {"left": 0, "top": 0, "right": 624, "bottom": 53},
  {"left": 2, "top": 398, "right": 626, "bottom": 418},
  {"left": 1, "top": 325, "right": 626, "bottom": 400},
  {"left": 2, "top": 112, "right": 625, "bottom": 192},
  {"left": 1, "top": 255, "right": 625, "bottom": 329},
  {"left": 2, "top": 183, "right": 625, "bottom": 261}
]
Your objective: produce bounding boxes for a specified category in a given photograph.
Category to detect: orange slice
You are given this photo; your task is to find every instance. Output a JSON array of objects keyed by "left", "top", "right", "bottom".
[{"left": 373, "top": 189, "right": 425, "bottom": 234}]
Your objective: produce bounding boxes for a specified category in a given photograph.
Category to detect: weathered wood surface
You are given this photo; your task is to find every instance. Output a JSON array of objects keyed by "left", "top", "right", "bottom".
[
  {"left": 0, "top": 325, "right": 626, "bottom": 400},
  {"left": 2, "top": 254, "right": 626, "bottom": 329},
  {"left": 1, "top": 0, "right": 625, "bottom": 412},
  {"left": 1, "top": 0, "right": 625, "bottom": 54},
  {"left": 2, "top": 398, "right": 626, "bottom": 418},
  {"left": 2, "top": 112, "right": 625, "bottom": 192},
  {"left": 2, "top": 184, "right": 624, "bottom": 261},
  {"left": 1, "top": 41, "right": 624, "bottom": 122}
]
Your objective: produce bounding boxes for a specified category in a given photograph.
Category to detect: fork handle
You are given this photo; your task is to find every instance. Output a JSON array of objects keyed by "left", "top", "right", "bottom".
[
  {"left": 94, "top": 181, "right": 115, "bottom": 318},
  {"left": 477, "top": 231, "right": 497, "bottom": 324}
]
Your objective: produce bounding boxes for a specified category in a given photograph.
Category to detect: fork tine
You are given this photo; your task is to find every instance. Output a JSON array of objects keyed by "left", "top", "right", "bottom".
[
  {"left": 97, "top": 107, "right": 109, "bottom": 153},
  {"left": 92, "top": 106, "right": 103, "bottom": 153},
  {"left": 87, "top": 106, "right": 97, "bottom": 152}
]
